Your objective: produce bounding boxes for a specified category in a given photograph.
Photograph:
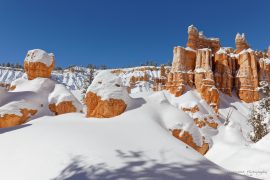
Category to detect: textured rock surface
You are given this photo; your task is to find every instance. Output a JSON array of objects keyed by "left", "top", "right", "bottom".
[
  {"left": 186, "top": 25, "right": 220, "bottom": 53},
  {"left": 171, "top": 129, "right": 209, "bottom": 155},
  {"left": 48, "top": 101, "right": 77, "bottom": 115},
  {"left": 166, "top": 25, "right": 267, "bottom": 107},
  {"left": 85, "top": 92, "right": 127, "bottom": 118},
  {"left": 259, "top": 58, "right": 270, "bottom": 82},
  {"left": 0, "top": 109, "right": 37, "bottom": 128},
  {"left": 85, "top": 71, "right": 130, "bottom": 118},
  {"left": 194, "top": 49, "right": 219, "bottom": 110},
  {"left": 235, "top": 33, "right": 249, "bottom": 54},
  {"left": 214, "top": 49, "right": 233, "bottom": 95},
  {"left": 24, "top": 49, "right": 55, "bottom": 80},
  {"left": 166, "top": 46, "right": 196, "bottom": 96},
  {"left": 48, "top": 84, "right": 83, "bottom": 115},
  {"left": 235, "top": 50, "right": 260, "bottom": 102}
]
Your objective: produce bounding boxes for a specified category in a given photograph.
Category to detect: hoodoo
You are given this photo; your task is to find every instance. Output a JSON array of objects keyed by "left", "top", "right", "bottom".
[
  {"left": 24, "top": 49, "right": 55, "bottom": 80},
  {"left": 85, "top": 71, "right": 132, "bottom": 118},
  {"left": 165, "top": 25, "right": 267, "bottom": 106}
]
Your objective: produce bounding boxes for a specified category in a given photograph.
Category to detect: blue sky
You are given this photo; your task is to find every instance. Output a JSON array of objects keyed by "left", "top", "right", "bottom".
[{"left": 0, "top": 0, "right": 269, "bottom": 68}]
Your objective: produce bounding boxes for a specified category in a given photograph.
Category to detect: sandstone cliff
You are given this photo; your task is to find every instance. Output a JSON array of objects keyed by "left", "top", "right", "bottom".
[
  {"left": 214, "top": 48, "right": 234, "bottom": 95},
  {"left": 166, "top": 25, "right": 269, "bottom": 106},
  {"left": 235, "top": 49, "right": 260, "bottom": 102},
  {"left": 186, "top": 25, "right": 220, "bottom": 53}
]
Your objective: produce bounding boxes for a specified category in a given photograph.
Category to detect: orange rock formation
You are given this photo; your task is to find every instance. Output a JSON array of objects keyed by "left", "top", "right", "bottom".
[
  {"left": 85, "top": 92, "right": 127, "bottom": 118},
  {"left": 0, "top": 109, "right": 37, "bottom": 128},
  {"left": 186, "top": 25, "right": 220, "bottom": 53},
  {"left": 171, "top": 129, "right": 209, "bottom": 155},
  {"left": 24, "top": 49, "right": 55, "bottom": 80},
  {"left": 235, "top": 50, "right": 260, "bottom": 102},
  {"left": 48, "top": 101, "right": 77, "bottom": 115}
]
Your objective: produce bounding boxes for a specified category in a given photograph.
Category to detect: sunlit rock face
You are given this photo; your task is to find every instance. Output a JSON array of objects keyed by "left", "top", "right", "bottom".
[
  {"left": 214, "top": 49, "right": 234, "bottom": 95},
  {"left": 166, "top": 46, "right": 196, "bottom": 96},
  {"left": 0, "top": 107, "right": 37, "bottom": 128},
  {"left": 186, "top": 25, "right": 221, "bottom": 54},
  {"left": 85, "top": 71, "right": 131, "bottom": 118},
  {"left": 171, "top": 129, "right": 209, "bottom": 155},
  {"left": 235, "top": 50, "right": 260, "bottom": 102},
  {"left": 258, "top": 47, "right": 270, "bottom": 82},
  {"left": 24, "top": 49, "right": 55, "bottom": 80},
  {"left": 235, "top": 33, "right": 249, "bottom": 54},
  {"left": 48, "top": 84, "right": 83, "bottom": 115},
  {"left": 194, "top": 49, "right": 219, "bottom": 111}
]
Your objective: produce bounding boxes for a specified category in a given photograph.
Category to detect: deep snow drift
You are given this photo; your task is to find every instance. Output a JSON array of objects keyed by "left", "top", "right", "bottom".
[
  {"left": 0, "top": 91, "right": 249, "bottom": 180},
  {"left": 1, "top": 67, "right": 270, "bottom": 179}
]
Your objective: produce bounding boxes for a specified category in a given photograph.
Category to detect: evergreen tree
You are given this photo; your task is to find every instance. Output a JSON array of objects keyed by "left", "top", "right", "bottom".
[{"left": 249, "top": 81, "right": 270, "bottom": 142}]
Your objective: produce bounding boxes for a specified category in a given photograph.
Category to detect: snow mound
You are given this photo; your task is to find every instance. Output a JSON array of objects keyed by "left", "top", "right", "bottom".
[
  {"left": 0, "top": 86, "right": 6, "bottom": 94},
  {"left": 24, "top": 49, "right": 54, "bottom": 67},
  {"left": 48, "top": 84, "right": 83, "bottom": 112},
  {"left": 87, "top": 70, "right": 131, "bottom": 103},
  {"left": 0, "top": 91, "right": 249, "bottom": 180},
  {"left": 0, "top": 100, "right": 38, "bottom": 117}
]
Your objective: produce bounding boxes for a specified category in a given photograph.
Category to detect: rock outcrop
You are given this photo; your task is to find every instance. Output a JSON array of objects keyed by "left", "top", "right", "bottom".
[
  {"left": 85, "top": 92, "right": 127, "bottom": 118},
  {"left": 24, "top": 49, "right": 55, "bottom": 80},
  {"left": 0, "top": 108, "right": 37, "bottom": 128},
  {"left": 214, "top": 48, "right": 234, "bottom": 95},
  {"left": 235, "top": 33, "right": 249, "bottom": 54},
  {"left": 0, "top": 100, "right": 38, "bottom": 128},
  {"left": 186, "top": 25, "right": 220, "bottom": 53},
  {"left": 48, "top": 84, "right": 83, "bottom": 115},
  {"left": 259, "top": 47, "right": 270, "bottom": 82},
  {"left": 85, "top": 71, "right": 131, "bottom": 118},
  {"left": 194, "top": 49, "right": 219, "bottom": 111},
  {"left": 166, "top": 46, "right": 196, "bottom": 96},
  {"left": 171, "top": 129, "right": 209, "bottom": 155},
  {"left": 235, "top": 49, "right": 260, "bottom": 102},
  {"left": 166, "top": 25, "right": 269, "bottom": 106}
]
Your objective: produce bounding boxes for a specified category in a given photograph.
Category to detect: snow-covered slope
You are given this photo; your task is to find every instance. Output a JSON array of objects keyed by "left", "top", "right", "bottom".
[
  {"left": 0, "top": 66, "right": 90, "bottom": 90},
  {"left": 0, "top": 66, "right": 164, "bottom": 92},
  {"left": 0, "top": 67, "right": 24, "bottom": 85},
  {"left": 0, "top": 92, "right": 249, "bottom": 180},
  {"left": 1, "top": 66, "right": 270, "bottom": 179}
]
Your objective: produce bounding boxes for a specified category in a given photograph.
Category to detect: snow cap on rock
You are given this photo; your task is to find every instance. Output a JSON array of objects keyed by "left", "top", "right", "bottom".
[
  {"left": 86, "top": 70, "right": 131, "bottom": 103},
  {"left": 24, "top": 49, "right": 54, "bottom": 67}
]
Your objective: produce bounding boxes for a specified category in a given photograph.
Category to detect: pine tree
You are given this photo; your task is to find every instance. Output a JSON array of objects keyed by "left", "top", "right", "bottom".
[
  {"left": 249, "top": 81, "right": 270, "bottom": 142},
  {"left": 80, "top": 66, "right": 96, "bottom": 101}
]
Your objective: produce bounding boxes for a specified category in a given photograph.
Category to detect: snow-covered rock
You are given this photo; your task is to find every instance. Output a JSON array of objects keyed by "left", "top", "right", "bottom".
[
  {"left": 0, "top": 91, "right": 250, "bottom": 180},
  {"left": 48, "top": 84, "right": 83, "bottom": 115},
  {"left": 85, "top": 71, "right": 132, "bottom": 118},
  {"left": 24, "top": 49, "right": 55, "bottom": 80}
]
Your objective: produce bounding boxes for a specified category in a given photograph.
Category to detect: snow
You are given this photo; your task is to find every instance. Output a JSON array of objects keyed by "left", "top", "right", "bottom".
[
  {"left": 188, "top": 24, "right": 198, "bottom": 33},
  {"left": 0, "top": 100, "right": 38, "bottom": 117},
  {"left": 0, "top": 86, "right": 6, "bottom": 94},
  {"left": 198, "top": 48, "right": 212, "bottom": 51},
  {"left": 185, "top": 47, "right": 196, "bottom": 52},
  {"left": 24, "top": 49, "right": 54, "bottom": 67},
  {"left": 235, "top": 33, "right": 246, "bottom": 41},
  {"left": 87, "top": 70, "right": 132, "bottom": 103},
  {"left": 195, "top": 68, "right": 207, "bottom": 73},
  {"left": 48, "top": 84, "right": 83, "bottom": 112},
  {"left": 0, "top": 66, "right": 269, "bottom": 179},
  {"left": 1, "top": 77, "right": 82, "bottom": 118},
  {"left": 0, "top": 91, "right": 249, "bottom": 180},
  {"left": 238, "top": 48, "right": 254, "bottom": 55},
  {"left": 260, "top": 58, "right": 270, "bottom": 65},
  {"left": 216, "top": 48, "right": 227, "bottom": 54},
  {"left": 0, "top": 67, "right": 24, "bottom": 85}
]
